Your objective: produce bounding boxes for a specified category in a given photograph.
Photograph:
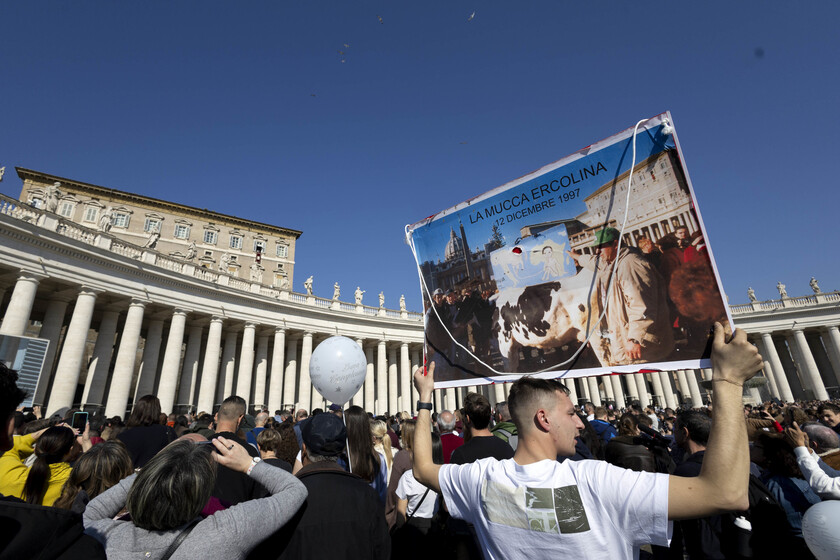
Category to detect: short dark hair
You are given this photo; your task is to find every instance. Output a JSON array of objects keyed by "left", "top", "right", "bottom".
[
  {"left": 126, "top": 395, "right": 163, "bottom": 428},
  {"left": 217, "top": 396, "right": 246, "bottom": 422},
  {"left": 464, "top": 393, "right": 491, "bottom": 430},
  {"left": 508, "top": 376, "right": 569, "bottom": 431},
  {"left": 676, "top": 410, "right": 712, "bottom": 446},
  {"left": 818, "top": 403, "right": 840, "bottom": 415},
  {"left": 0, "top": 362, "right": 27, "bottom": 423}
]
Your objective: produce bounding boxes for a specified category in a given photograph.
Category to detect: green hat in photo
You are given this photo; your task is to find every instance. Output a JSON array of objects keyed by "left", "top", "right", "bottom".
[{"left": 591, "top": 227, "right": 620, "bottom": 247}]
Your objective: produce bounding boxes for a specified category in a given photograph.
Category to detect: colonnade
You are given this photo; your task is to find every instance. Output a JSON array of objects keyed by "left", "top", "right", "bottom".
[{"left": 0, "top": 269, "right": 427, "bottom": 417}]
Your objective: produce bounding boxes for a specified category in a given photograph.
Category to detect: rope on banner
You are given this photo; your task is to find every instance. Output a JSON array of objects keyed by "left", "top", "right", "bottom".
[{"left": 405, "top": 117, "right": 663, "bottom": 378}]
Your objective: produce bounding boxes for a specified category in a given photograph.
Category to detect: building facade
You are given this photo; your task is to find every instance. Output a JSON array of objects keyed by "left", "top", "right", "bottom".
[{"left": 1, "top": 168, "right": 839, "bottom": 418}]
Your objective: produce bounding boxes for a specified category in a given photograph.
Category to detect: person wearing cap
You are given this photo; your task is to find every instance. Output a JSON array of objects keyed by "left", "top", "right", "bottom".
[
  {"left": 328, "top": 403, "right": 343, "bottom": 418},
  {"left": 252, "top": 413, "right": 390, "bottom": 560},
  {"left": 569, "top": 227, "right": 673, "bottom": 365}
]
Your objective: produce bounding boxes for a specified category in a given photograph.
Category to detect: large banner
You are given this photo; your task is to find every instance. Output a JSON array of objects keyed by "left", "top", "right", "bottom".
[{"left": 406, "top": 112, "right": 731, "bottom": 388}]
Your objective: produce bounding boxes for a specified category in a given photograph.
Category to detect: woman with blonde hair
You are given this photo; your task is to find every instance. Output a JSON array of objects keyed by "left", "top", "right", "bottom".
[{"left": 371, "top": 418, "right": 399, "bottom": 481}]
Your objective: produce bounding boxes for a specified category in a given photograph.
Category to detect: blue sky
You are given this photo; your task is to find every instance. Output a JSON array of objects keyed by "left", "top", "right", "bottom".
[{"left": 1, "top": 1, "right": 838, "bottom": 311}]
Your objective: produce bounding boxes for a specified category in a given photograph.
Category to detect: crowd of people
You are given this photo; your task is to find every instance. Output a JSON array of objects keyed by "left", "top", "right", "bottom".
[{"left": 0, "top": 325, "right": 838, "bottom": 558}]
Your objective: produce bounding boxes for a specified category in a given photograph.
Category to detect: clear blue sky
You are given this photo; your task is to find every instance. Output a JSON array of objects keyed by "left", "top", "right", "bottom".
[{"left": 2, "top": 1, "right": 838, "bottom": 311}]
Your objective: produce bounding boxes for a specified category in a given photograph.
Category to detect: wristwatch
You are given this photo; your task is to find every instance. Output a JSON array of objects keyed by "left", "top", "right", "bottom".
[
  {"left": 416, "top": 401, "right": 433, "bottom": 411},
  {"left": 246, "top": 456, "right": 262, "bottom": 476}
]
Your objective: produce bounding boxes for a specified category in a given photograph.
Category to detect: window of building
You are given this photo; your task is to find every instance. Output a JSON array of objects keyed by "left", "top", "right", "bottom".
[
  {"left": 230, "top": 235, "right": 243, "bottom": 250},
  {"left": 174, "top": 224, "right": 191, "bottom": 239},
  {"left": 82, "top": 206, "right": 98, "bottom": 223},
  {"left": 144, "top": 218, "right": 161, "bottom": 233},
  {"left": 229, "top": 255, "right": 238, "bottom": 263},
  {"left": 276, "top": 244, "right": 288, "bottom": 258},
  {"left": 58, "top": 201, "right": 75, "bottom": 218},
  {"left": 112, "top": 212, "right": 130, "bottom": 228},
  {"left": 28, "top": 197, "right": 43, "bottom": 209},
  {"left": 253, "top": 240, "right": 266, "bottom": 253},
  {"left": 204, "top": 230, "right": 218, "bottom": 244},
  {"left": 204, "top": 250, "right": 213, "bottom": 257}
]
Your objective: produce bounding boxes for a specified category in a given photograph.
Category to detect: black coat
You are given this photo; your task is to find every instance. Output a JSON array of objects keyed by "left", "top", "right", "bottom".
[
  {"left": 0, "top": 495, "right": 106, "bottom": 560},
  {"left": 248, "top": 462, "right": 390, "bottom": 560}
]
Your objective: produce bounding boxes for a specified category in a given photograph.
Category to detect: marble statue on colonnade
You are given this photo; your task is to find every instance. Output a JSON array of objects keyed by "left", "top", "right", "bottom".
[
  {"left": 811, "top": 277, "right": 821, "bottom": 294},
  {"left": 777, "top": 281, "right": 788, "bottom": 299},
  {"left": 747, "top": 287, "right": 756, "bottom": 303},
  {"left": 355, "top": 287, "right": 364, "bottom": 304},
  {"left": 333, "top": 282, "right": 340, "bottom": 300},
  {"left": 304, "top": 276, "right": 313, "bottom": 295}
]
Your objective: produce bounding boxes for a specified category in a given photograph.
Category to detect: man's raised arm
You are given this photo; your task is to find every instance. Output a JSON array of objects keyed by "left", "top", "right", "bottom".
[
  {"left": 411, "top": 362, "right": 442, "bottom": 493},
  {"left": 668, "top": 323, "right": 763, "bottom": 519}
]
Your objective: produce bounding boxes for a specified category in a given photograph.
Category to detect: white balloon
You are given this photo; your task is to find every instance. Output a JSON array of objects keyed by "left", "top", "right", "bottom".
[
  {"left": 309, "top": 336, "right": 367, "bottom": 406},
  {"left": 803, "top": 500, "right": 840, "bottom": 560}
]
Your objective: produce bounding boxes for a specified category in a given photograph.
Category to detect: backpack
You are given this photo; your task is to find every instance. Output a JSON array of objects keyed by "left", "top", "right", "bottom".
[{"left": 719, "top": 475, "right": 814, "bottom": 559}]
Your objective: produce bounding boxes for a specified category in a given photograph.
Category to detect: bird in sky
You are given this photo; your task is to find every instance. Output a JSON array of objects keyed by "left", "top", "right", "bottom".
[
  {"left": 377, "top": 15, "right": 384, "bottom": 24},
  {"left": 468, "top": 11, "right": 475, "bottom": 22}
]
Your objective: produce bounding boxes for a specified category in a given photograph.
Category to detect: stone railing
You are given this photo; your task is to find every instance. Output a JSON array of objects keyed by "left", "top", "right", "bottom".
[
  {"left": 0, "top": 193, "right": 423, "bottom": 321},
  {"left": 731, "top": 291, "right": 840, "bottom": 314}
]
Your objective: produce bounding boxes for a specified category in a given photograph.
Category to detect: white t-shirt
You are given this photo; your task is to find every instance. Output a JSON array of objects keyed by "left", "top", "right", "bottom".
[
  {"left": 438, "top": 458, "right": 671, "bottom": 560},
  {"left": 396, "top": 468, "right": 439, "bottom": 519}
]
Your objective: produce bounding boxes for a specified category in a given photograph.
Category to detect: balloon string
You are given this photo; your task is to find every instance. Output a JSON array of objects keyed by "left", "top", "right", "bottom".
[{"left": 342, "top": 408, "right": 353, "bottom": 474}]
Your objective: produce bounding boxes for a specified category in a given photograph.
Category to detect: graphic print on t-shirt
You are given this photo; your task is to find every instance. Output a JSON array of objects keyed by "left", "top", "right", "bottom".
[{"left": 482, "top": 481, "right": 590, "bottom": 534}]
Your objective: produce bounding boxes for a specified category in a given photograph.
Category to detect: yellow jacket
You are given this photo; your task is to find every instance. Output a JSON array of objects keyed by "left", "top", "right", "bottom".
[{"left": 0, "top": 433, "right": 72, "bottom": 506}]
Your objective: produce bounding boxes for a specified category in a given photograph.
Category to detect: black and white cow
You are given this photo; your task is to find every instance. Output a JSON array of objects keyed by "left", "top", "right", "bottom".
[{"left": 492, "top": 268, "right": 610, "bottom": 371}]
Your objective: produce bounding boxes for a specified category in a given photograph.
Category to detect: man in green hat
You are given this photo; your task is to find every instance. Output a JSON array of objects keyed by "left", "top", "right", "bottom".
[{"left": 569, "top": 227, "right": 673, "bottom": 365}]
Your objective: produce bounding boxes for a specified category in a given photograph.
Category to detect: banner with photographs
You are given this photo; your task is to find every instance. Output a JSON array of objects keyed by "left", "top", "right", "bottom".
[{"left": 406, "top": 112, "right": 731, "bottom": 388}]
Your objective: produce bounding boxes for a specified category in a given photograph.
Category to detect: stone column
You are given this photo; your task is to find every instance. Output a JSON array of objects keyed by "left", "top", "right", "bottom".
[
  {"left": 624, "top": 374, "right": 638, "bottom": 402},
  {"left": 33, "top": 296, "right": 70, "bottom": 406},
  {"left": 253, "top": 334, "right": 269, "bottom": 409},
  {"left": 687, "top": 370, "right": 704, "bottom": 408},
  {"left": 494, "top": 383, "right": 505, "bottom": 406},
  {"left": 399, "top": 343, "right": 410, "bottom": 413},
  {"left": 218, "top": 331, "right": 239, "bottom": 403},
  {"left": 444, "top": 388, "right": 456, "bottom": 411},
  {"left": 0, "top": 272, "right": 44, "bottom": 336},
  {"left": 586, "top": 377, "right": 601, "bottom": 406},
  {"left": 388, "top": 345, "right": 398, "bottom": 414},
  {"left": 104, "top": 299, "right": 146, "bottom": 418},
  {"left": 659, "top": 372, "right": 677, "bottom": 410},
  {"left": 157, "top": 309, "right": 187, "bottom": 414},
  {"left": 364, "top": 344, "right": 375, "bottom": 413},
  {"left": 791, "top": 329, "right": 828, "bottom": 401},
  {"left": 411, "top": 347, "right": 421, "bottom": 413},
  {"left": 82, "top": 309, "right": 120, "bottom": 409},
  {"left": 177, "top": 325, "right": 204, "bottom": 410},
  {"left": 675, "top": 370, "right": 690, "bottom": 406},
  {"left": 760, "top": 333, "right": 794, "bottom": 402},
  {"left": 298, "top": 332, "right": 313, "bottom": 411},
  {"left": 236, "top": 323, "right": 257, "bottom": 405},
  {"left": 633, "top": 374, "right": 650, "bottom": 407},
  {"left": 48, "top": 288, "right": 99, "bottom": 415},
  {"left": 376, "top": 339, "right": 387, "bottom": 416},
  {"left": 610, "top": 376, "right": 626, "bottom": 409},
  {"left": 135, "top": 318, "right": 164, "bottom": 400},
  {"left": 284, "top": 337, "right": 299, "bottom": 409},
  {"left": 821, "top": 326, "right": 840, "bottom": 386},
  {"left": 578, "top": 378, "right": 590, "bottom": 403},
  {"left": 196, "top": 316, "right": 224, "bottom": 413},
  {"left": 601, "top": 375, "right": 615, "bottom": 403},
  {"left": 268, "top": 328, "right": 286, "bottom": 412},
  {"left": 648, "top": 371, "right": 665, "bottom": 409}
]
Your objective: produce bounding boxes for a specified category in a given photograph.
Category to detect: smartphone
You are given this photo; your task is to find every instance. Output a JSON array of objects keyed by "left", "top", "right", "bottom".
[{"left": 71, "top": 411, "right": 88, "bottom": 432}]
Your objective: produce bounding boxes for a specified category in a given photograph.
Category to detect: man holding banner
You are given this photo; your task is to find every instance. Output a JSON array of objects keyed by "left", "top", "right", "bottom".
[
  {"left": 570, "top": 227, "right": 674, "bottom": 366},
  {"left": 410, "top": 323, "right": 762, "bottom": 559}
]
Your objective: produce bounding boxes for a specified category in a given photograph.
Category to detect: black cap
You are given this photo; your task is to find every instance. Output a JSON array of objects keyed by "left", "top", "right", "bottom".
[{"left": 300, "top": 413, "right": 346, "bottom": 456}]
